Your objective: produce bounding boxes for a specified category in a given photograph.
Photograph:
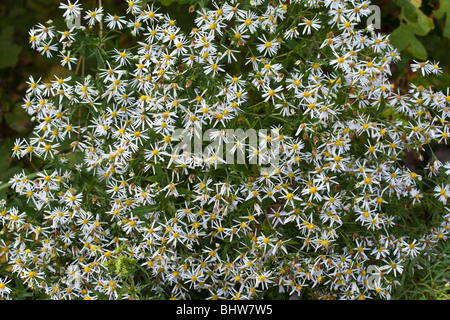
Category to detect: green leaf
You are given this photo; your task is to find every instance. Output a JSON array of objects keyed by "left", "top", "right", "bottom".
[
  {"left": 398, "top": 0, "right": 420, "bottom": 20},
  {"left": 390, "top": 23, "right": 428, "bottom": 60},
  {"left": 0, "top": 26, "right": 22, "bottom": 69},
  {"left": 406, "top": 8, "right": 434, "bottom": 36},
  {"left": 405, "top": 6, "right": 433, "bottom": 33},
  {"left": 131, "top": 204, "right": 159, "bottom": 219},
  {"left": 434, "top": 0, "right": 450, "bottom": 38},
  {"left": 146, "top": 175, "right": 160, "bottom": 183},
  {"left": 410, "top": 0, "right": 422, "bottom": 7},
  {"left": 177, "top": 187, "right": 190, "bottom": 195},
  {"left": 434, "top": 0, "right": 449, "bottom": 19},
  {"left": 392, "top": 0, "right": 434, "bottom": 59},
  {"left": 407, "top": 37, "right": 428, "bottom": 60},
  {"left": 0, "top": 143, "right": 12, "bottom": 180}
]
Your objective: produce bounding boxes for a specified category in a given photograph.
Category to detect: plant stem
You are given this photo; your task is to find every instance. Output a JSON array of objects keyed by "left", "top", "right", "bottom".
[{"left": 99, "top": 0, "right": 103, "bottom": 39}]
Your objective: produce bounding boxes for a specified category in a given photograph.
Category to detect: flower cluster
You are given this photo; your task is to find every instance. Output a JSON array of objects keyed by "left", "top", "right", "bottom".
[{"left": 1, "top": 0, "right": 449, "bottom": 300}]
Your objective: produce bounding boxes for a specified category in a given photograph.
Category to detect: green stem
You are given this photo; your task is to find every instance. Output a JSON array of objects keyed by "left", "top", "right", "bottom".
[{"left": 0, "top": 171, "right": 43, "bottom": 192}]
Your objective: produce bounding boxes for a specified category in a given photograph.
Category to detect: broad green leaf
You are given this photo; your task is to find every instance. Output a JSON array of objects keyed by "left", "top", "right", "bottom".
[
  {"left": 410, "top": 0, "right": 422, "bottom": 7},
  {"left": 398, "top": 0, "right": 420, "bottom": 20},
  {"left": 146, "top": 175, "right": 160, "bottom": 183},
  {"left": 95, "top": 49, "right": 106, "bottom": 69},
  {"left": 434, "top": 0, "right": 449, "bottom": 19},
  {"left": 390, "top": 23, "right": 428, "bottom": 60},
  {"left": 159, "top": 0, "right": 175, "bottom": 6},
  {"left": 131, "top": 204, "right": 159, "bottom": 219},
  {"left": 0, "top": 26, "right": 22, "bottom": 69},
  {"left": 407, "top": 36, "right": 428, "bottom": 60},
  {"left": 397, "top": 0, "right": 434, "bottom": 36},
  {"left": 410, "top": 11, "right": 434, "bottom": 36},
  {"left": 63, "top": 152, "right": 84, "bottom": 169},
  {"left": 0, "top": 143, "right": 12, "bottom": 178},
  {"left": 434, "top": 0, "right": 450, "bottom": 38}
]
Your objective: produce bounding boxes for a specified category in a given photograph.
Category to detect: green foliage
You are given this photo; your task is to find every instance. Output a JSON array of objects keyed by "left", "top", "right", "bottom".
[
  {"left": 392, "top": 241, "right": 450, "bottom": 299},
  {"left": 434, "top": 0, "right": 450, "bottom": 38},
  {"left": 386, "top": 0, "right": 450, "bottom": 66},
  {"left": 390, "top": 0, "right": 434, "bottom": 60}
]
